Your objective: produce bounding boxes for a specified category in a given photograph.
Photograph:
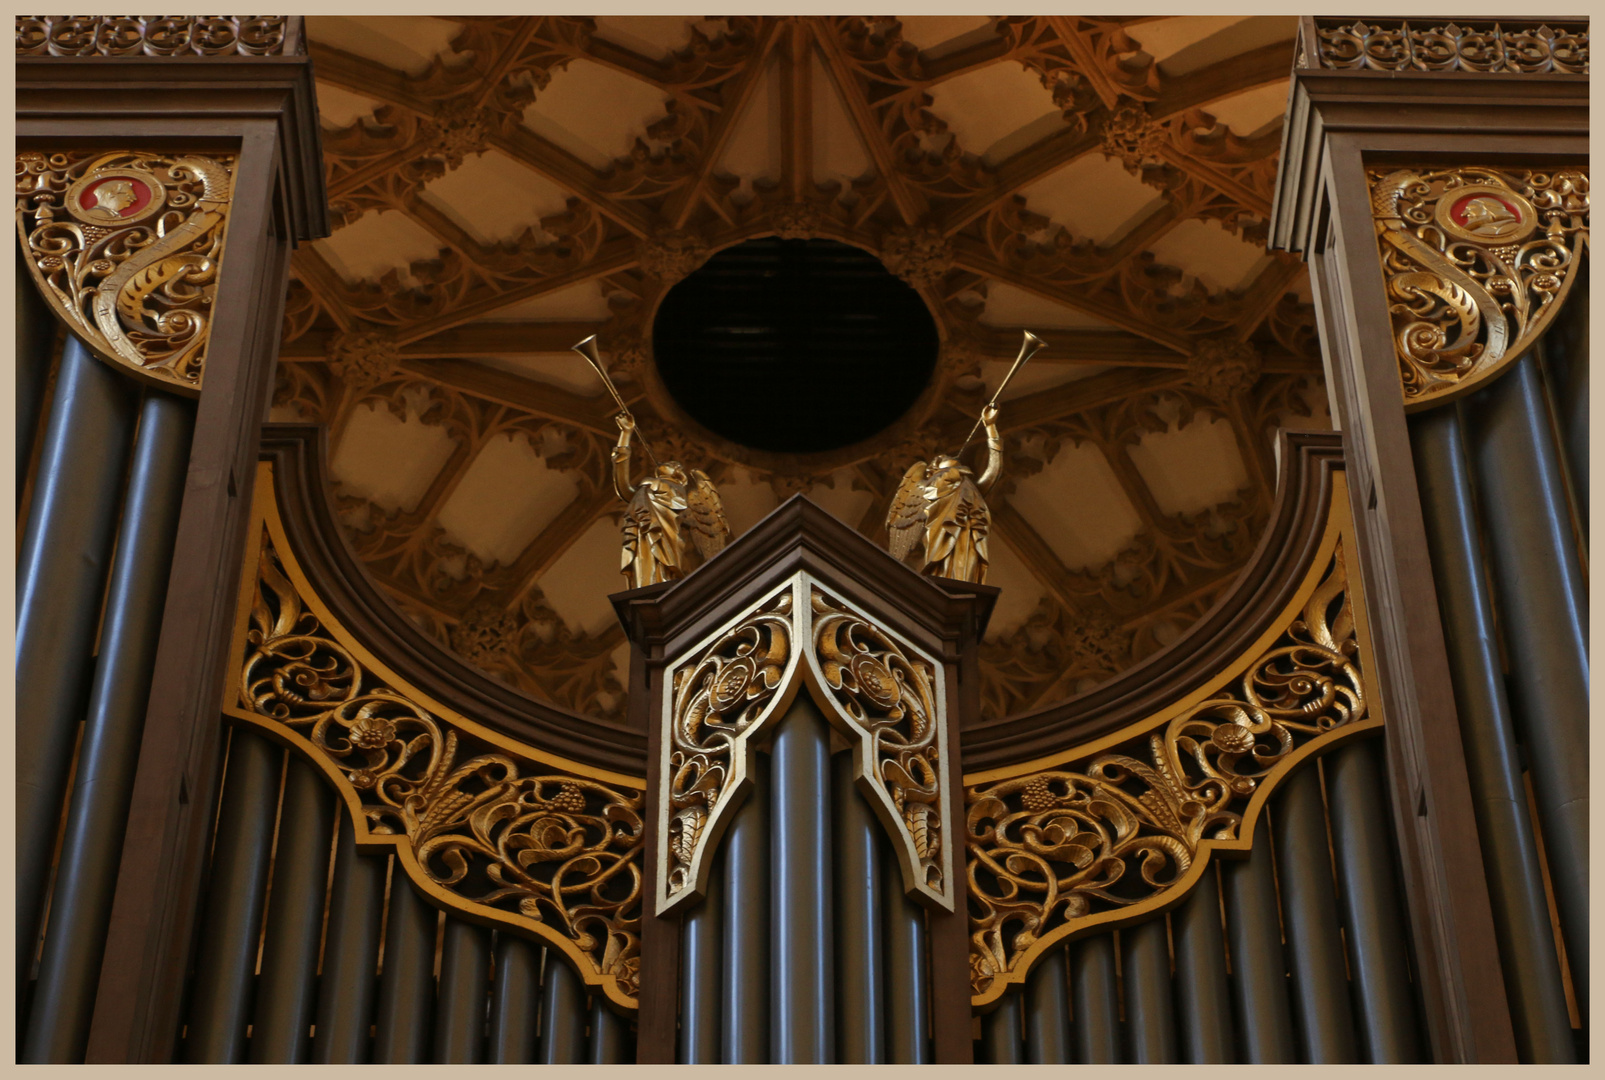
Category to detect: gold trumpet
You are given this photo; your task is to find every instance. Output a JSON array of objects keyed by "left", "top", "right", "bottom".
[
  {"left": 572, "top": 334, "right": 660, "bottom": 466},
  {"left": 960, "top": 329, "right": 1046, "bottom": 451}
]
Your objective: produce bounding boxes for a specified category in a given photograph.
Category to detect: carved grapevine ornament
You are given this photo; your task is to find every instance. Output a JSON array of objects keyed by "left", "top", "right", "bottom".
[
  {"left": 1370, "top": 166, "right": 1589, "bottom": 409},
  {"left": 1312, "top": 19, "right": 1588, "bottom": 73},
  {"left": 16, "top": 150, "right": 236, "bottom": 393},
  {"left": 232, "top": 492, "right": 646, "bottom": 1008},
  {"left": 15, "top": 15, "right": 290, "bottom": 57},
  {"left": 966, "top": 536, "right": 1373, "bottom": 1006}
]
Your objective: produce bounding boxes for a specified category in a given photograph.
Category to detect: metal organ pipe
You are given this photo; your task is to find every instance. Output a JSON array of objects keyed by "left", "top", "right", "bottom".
[
  {"left": 1409, "top": 405, "right": 1574, "bottom": 1062},
  {"left": 1172, "top": 864, "right": 1235, "bottom": 1063},
  {"left": 312, "top": 821, "right": 386, "bottom": 1063},
  {"left": 486, "top": 934, "right": 541, "bottom": 1063},
  {"left": 15, "top": 334, "right": 138, "bottom": 996},
  {"left": 23, "top": 390, "right": 194, "bottom": 1062},
  {"left": 1462, "top": 357, "right": 1590, "bottom": 1006},
  {"left": 371, "top": 874, "right": 438, "bottom": 1063},
  {"left": 434, "top": 919, "right": 491, "bottom": 1063},
  {"left": 832, "top": 751, "right": 886, "bottom": 1063},
  {"left": 721, "top": 753, "right": 770, "bottom": 1063}
]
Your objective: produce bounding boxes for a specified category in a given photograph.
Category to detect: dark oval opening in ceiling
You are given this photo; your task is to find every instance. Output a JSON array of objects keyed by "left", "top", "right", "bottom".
[{"left": 652, "top": 238, "right": 938, "bottom": 454}]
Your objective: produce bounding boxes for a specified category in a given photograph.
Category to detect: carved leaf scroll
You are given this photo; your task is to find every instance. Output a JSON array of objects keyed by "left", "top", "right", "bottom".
[
  {"left": 16, "top": 149, "right": 236, "bottom": 393},
  {"left": 233, "top": 497, "right": 645, "bottom": 1009},
  {"left": 1370, "top": 165, "right": 1589, "bottom": 409},
  {"left": 965, "top": 537, "right": 1372, "bottom": 1006},
  {"left": 660, "top": 586, "right": 794, "bottom": 913}
]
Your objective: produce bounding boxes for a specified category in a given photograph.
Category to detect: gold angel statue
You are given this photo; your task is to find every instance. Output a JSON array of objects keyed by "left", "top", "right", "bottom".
[
  {"left": 611, "top": 413, "right": 729, "bottom": 588},
  {"left": 886, "top": 405, "right": 1002, "bottom": 584},
  {"left": 883, "top": 330, "right": 1044, "bottom": 585}
]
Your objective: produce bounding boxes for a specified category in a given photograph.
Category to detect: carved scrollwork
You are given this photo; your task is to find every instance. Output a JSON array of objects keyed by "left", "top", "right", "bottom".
[
  {"left": 231, "top": 489, "right": 646, "bottom": 1008},
  {"left": 16, "top": 15, "right": 290, "bottom": 57},
  {"left": 16, "top": 149, "right": 236, "bottom": 393},
  {"left": 1370, "top": 166, "right": 1589, "bottom": 409},
  {"left": 965, "top": 534, "right": 1374, "bottom": 1006},
  {"left": 1312, "top": 19, "right": 1588, "bottom": 74},
  {"left": 660, "top": 587, "right": 794, "bottom": 912},
  {"left": 811, "top": 588, "right": 951, "bottom": 907}
]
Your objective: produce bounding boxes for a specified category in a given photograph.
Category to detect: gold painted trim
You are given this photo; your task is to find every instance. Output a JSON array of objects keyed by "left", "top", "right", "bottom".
[
  {"left": 1367, "top": 165, "right": 1589, "bottom": 412},
  {"left": 228, "top": 462, "right": 645, "bottom": 1010},
  {"left": 965, "top": 472, "right": 1384, "bottom": 1008},
  {"left": 16, "top": 149, "right": 238, "bottom": 395}
]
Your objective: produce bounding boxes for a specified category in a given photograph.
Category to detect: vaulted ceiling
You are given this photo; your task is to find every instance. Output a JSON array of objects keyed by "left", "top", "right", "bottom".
[{"left": 272, "top": 15, "right": 1332, "bottom": 727}]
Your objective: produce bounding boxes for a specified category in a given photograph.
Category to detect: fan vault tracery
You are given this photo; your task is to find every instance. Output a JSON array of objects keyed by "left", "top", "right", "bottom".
[{"left": 272, "top": 15, "right": 1329, "bottom": 729}]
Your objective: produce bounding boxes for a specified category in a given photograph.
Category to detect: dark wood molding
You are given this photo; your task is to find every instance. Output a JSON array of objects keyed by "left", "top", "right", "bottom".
[
  {"left": 16, "top": 51, "right": 330, "bottom": 1062},
  {"left": 961, "top": 430, "right": 1342, "bottom": 770},
  {"left": 258, "top": 423, "right": 647, "bottom": 774},
  {"left": 1256, "top": 40, "right": 1590, "bottom": 1063}
]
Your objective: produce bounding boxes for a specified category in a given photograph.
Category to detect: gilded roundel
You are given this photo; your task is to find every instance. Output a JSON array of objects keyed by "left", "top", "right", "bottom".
[
  {"left": 65, "top": 166, "right": 167, "bottom": 227},
  {"left": 1434, "top": 185, "right": 1537, "bottom": 244}
]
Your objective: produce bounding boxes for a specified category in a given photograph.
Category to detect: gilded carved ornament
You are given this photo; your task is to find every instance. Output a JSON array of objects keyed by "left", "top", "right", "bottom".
[
  {"left": 658, "top": 574, "right": 954, "bottom": 914},
  {"left": 1311, "top": 19, "right": 1587, "bottom": 74},
  {"left": 16, "top": 150, "right": 237, "bottom": 394},
  {"left": 964, "top": 475, "right": 1378, "bottom": 1008},
  {"left": 227, "top": 463, "right": 647, "bottom": 1009},
  {"left": 1369, "top": 166, "right": 1588, "bottom": 410},
  {"left": 15, "top": 15, "right": 291, "bottom": 57}
]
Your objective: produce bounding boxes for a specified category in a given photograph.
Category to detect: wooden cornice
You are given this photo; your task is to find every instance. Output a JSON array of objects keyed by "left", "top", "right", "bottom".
[{"left": 256, "top": 423, "right": 647, "bottom": 773}]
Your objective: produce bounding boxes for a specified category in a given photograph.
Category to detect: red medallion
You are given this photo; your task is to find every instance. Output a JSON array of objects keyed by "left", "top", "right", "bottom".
[{"left": 79, "top": 175, "right": 154, "bottom": 221}]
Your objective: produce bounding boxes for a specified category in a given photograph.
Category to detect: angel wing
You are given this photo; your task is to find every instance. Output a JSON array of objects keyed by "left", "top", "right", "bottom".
[
  {"left": 682, "top": 469, "right": 730, "bottom": 560},
  {"left": 885, "top": 460, "right": 930, "bottom": 563}
]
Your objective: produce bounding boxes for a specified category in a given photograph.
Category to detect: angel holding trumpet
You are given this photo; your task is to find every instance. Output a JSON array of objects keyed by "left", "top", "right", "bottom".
[
  {"left": 885, "top": 330, "right": 1044, "bottom": 585},
  {"left": 572, "top": 335, "right": 729, "bottom": 589}
]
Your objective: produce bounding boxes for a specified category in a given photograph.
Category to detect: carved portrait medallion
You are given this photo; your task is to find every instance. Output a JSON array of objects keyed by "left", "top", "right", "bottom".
[{"left": 65, "top": 165, "right": 166, "bottom": 227}]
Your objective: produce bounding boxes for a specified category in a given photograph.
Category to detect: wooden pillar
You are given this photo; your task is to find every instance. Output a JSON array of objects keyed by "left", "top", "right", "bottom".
[
  {"left": 1270, "top": 16, "right": 1587, "bottom": 1063},
  {"left": 16, "top": 16, "right": 328, "bottom": 1062}
]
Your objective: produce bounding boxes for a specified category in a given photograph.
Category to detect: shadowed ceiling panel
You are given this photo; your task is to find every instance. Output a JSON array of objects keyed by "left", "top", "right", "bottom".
[{"left": 282, "top": 15, "right": 1329, "bottom": 727}]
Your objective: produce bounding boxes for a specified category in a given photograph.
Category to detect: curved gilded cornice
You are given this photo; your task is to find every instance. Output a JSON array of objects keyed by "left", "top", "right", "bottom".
[
  {"left": 259, "top": 423, "right": 647, "bottom": 774},
  {"left": 961, "top": 431, "right": 1345, "bottom": 771}
]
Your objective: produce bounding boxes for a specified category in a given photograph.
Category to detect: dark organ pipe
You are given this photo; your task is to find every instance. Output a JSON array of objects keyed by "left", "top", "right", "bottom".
[
  {"left": 981, "top": 989, "right": 1023, "bottom": 1063},
  {"left": 882, "top": 849, "right": 930, "bottom": 1064},
  {"left": 1069, "top": 933, "right": 1121, "bottom": 1063},
  {"left": 1323, "top": 743, "right": 1426, "bottom": 1063},
  {"left": 538, "top": 956, "right": 587, "bottom": 1064},
  {"left": 680, "top": 868, "right": 723, "bottom": 1063},
  {"left": 770, "top": 695, "right": 834, "bottom": 1063},
  {"left": 721, "top": 754, "right": 769, "bottom": 1063},
  {"left": 1024, "top": 946, "right": 1071, "bottom": 1063},
  {"left": 1272, "top": 771, "right": 1359, "bottom": 1062},
  {"left": 832, "top": 752, "right": 885, "bottom": 1063},
  {"left": 1172, "top": 864, "right": 1234, "bottom": 1063},
  {"left": 434, "top": 918, "right": 490, "bottom": 1062},
  {"left": 15, "top": 335, "right": 138, "bottom": 993},
  {"left": 1409, "top": 407, "right": 1574, "bottom": 1062},
  {"left": 249, "top": 757, "right": 337, "bottom": 1063},
  {"left": 1536, "top": 285, "right": 1588, "bottom": 534},
  {"left": 371, "top": 875, "right": 438, "bottom": 1063},
  {"left": 1463, "top": 357, "right": 1590, "bottom": 1004},
  {"left": 15, "top": 249, "right": 57, "bottom": 501},
  {"left": 312, "top": 821, "right": 386, "bottom": 1063},
  {"left": 22, "top": 391, "right": 194, "bottom": 1062},
  {"left": 486, "top": 934, "right": 541, "bottom": 1063},
  {"left": 1221, "top": 819, "right": 1297, "bottom": 1063},
  {"left": 1122, "top": 916, "right": 1178, "bottom": 1063},
  {"left": 181, "top": 732, "right": 282, "bottom": 1063},
  {"left": 590, "top": 1000, "right": 631, "bottom": 1063}
]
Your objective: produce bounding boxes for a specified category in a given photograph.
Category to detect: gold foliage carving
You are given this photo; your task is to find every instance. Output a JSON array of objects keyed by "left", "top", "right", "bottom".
[
  {"left": 660, "top": 587, "right": 793, "bottom": 912},
  {"left": 230, "top": 471, "right": 646, "bottom": 1009},
  {"left": 16, "top": 149, "right": 236, "bottom": 393},
  {"left": 1312, "top": 19, "right": 1588, "bottom": 73},
  {"left": 964, "top": 503, "right": 1375, "bottom": 1007},
  {"left": 16, "top": 15, "right": 290, "bottom": 57},
  {"left": 812, "top": 588, "right": 951, "bottom": 907},
  {"left": 1370, "top": 166, "right": 1589, "bottom": 409}
]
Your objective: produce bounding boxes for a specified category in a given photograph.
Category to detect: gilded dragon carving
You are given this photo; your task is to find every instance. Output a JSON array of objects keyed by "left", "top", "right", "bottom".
[
  {"left": 1370, "top": 166, "right": 1589, "bottom": 408},
  {"left": 16, "top": 149, "right": 236, "bottom": 393},
  {"left": 229, "top": 472, "right": 646, "bottom": 1009},
  {"left": 965, "top": 515, "right": 1376, "bottom": 1007}
]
